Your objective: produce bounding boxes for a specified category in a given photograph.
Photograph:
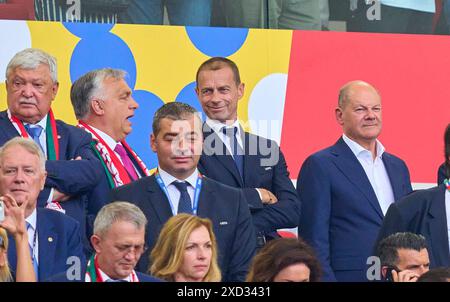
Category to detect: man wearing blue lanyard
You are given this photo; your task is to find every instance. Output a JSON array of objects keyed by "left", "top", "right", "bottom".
[
  {"left": 0, "top": 137, "right": 85, "bottom": 281},
  {"left": 109, "top": 102, "right": 256, "bottom": 282},
  {"left": 376, "top": 124, "right": 450, "bottom": 269}
]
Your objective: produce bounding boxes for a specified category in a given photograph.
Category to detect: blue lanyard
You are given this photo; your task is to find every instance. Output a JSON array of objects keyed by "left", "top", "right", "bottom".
[{"left": 154, "top": 171, "right": 202, "bottom": 215}]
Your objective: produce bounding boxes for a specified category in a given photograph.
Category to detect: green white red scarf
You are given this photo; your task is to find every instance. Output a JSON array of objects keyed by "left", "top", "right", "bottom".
[
  {"left": 8, "top": 109, "right": 59, "bottom": 160},
  {"left": 8, "top": 109, "right": 64, "bottom": 212},
  {"left": 85, "top": 254, "right": 139, "bottom": 282},
  {"left": 77, "top": 121, "right": 149, "bottom": 188}
]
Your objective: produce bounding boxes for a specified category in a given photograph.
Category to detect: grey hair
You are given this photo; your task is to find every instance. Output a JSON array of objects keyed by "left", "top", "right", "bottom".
[
  {"left": 338, "top": 80, "right": 380, "bottom": 108},
  {"left": 0, "top": 137, "right": 45, "bottom": 172},
  {"left": 93, "top": 201, "right": 147, "bottom": 237},
  {"left": 376, "top": 232, "right": 428, "bottom": 267},
  {"left": 70, "top": 68, "right": 127, "bottom": 120},
  {"left": 6, "top": 48, "right": 58, "bottom": 83}
]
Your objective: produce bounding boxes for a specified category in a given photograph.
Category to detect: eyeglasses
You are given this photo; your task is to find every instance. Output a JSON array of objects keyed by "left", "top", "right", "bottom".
[{"left": 114, "top": 244, "right": 147, "bottom": 255}]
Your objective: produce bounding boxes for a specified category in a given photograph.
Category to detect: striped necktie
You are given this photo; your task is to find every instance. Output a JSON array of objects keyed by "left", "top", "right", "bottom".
[
  {"left": 24, "top": 124, "right": 44, "bottom": 152},
  {"left": 26, "top": 222, "right": 39, "bottom": 281}
]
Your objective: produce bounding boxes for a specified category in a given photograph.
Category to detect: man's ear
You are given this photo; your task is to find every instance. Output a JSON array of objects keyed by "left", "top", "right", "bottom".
[
  {"left": 150, "top": 133, "right": 157, "bottom": 153},
  {"left": 335, "top": 107, "right": 344, "bottom": 126},
  {"left": 40, "top": 171, "right": 47, "bottom": 190},
  {"left": 90, "top": 235, "right": 102, "bottom": 253},
  {"left": 237, "top": 82, "right": 245, "bottom": 100},
  {"left": 51, "top": 82, "right": 59, "bottom": 100},
  {"left": 91, "top": 99, "right": 105, "bottom": 115}
]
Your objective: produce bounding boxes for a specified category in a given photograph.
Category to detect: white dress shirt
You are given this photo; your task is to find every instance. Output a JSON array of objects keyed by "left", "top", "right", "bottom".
[
  {"left": 99, "top": 267, "right": 133, "bottom": 282},
  {"left": 343, "top": 134, "right": 395, "bottom": 215},
  {"left": 25, "top": 208, "right": 39, "bottom": 265},
  {"left": 89, "top": 125, "right": 141, "bottom": 178},
  {"left": 157, "top": 167, "right": 199, "bottom": 215},
  {"left": 205, "top": 118, "right": 264, "bottom": 200},
  {"left": 8, "top": 110, "right": 48, "bottom": 157},
  {"left": 205, "top": 118, "right": 243, "bottom": 158}
]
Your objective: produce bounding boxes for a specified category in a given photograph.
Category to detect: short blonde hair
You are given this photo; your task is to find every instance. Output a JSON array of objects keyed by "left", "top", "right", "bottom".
[
  {"left": 0, "top": 228, "right": 13, "bottom": 282},
  {"left": 0, "top": 137, "right": 46, "bottom": 172},
  {"left": 150, "top": 214, "right": 221, "bottom": 282}
]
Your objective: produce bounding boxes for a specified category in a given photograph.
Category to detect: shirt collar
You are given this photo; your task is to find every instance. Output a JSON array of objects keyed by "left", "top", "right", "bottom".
[
  {"left": 25, "top": 208, "right": 37, "bottom": 231},
  {"left": 99, "top": 267, "right": 133, "bottom": 282},
  {"left": 9, "top": 109, "right": 48, "bottom": 131},
  {"left": 158, "top": 166, "right": 199, "bottom": 188},
  {"left": 342, "top": 134, "right": 385, "bottom": 159},
  {"left": 89, "top": 125, "right": 119, "bottom": 150},
  {"left": 206, "top": 117, "right": 242, "bottom": 137}
]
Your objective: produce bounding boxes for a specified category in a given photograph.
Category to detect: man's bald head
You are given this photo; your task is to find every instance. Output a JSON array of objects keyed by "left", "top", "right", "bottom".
[{"left": 338, "top": 80, "right": 381, "bottom": 109}]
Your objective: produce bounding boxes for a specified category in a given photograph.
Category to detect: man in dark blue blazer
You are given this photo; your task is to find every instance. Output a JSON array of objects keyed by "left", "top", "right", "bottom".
[
  {"left": 438, "top": 163, "right": 446, "bottom": 184},
  {"left": 1, "top": 137, "right": 85, "bottom": 281},
  {"left": 109, "top": 102, "right": 256, "bottom": 282},
  {"left": 195, "top": 57, "right": 301, "bottom": 245},
  {"left": 69, "top": 68, "right": 149, "bottom": 243},
  {"left": 0, "top": 48, "right": 102, "bottom": 255},
  {"left": 297, "top": 81, "right": 412, "bottom": 282},
  {"left": 376, "top": 123, "right": 450, "bottom": 269}
]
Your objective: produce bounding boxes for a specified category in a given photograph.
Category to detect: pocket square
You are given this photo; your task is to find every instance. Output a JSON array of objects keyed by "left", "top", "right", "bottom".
[
  {"left": 264, "top": 167, "right": 272, "bottom": 171},
  {"left": 219, "top": 221, "right": 228, "bottom": 226}
]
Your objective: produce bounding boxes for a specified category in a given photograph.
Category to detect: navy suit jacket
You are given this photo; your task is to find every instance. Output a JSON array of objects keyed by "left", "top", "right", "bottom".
[
  {"left": 437, "top": 163, "right": 446, "bottom": 185},
  {"left": 7, "top": 208, "right": 86, "bottom": 282},
  {"left": 0, "top": 110, "right": 103, "bottom": 254},
  {"left": 108, "top": 174, "right": 257, "bottom": 282},
  {"left": 297, "top": 137, "right": 412, "bottom": 282},
  {"left": 85, "top": 140, "right": 148, "bottom": 241},
  {"left": 198, "top": 125, "right": 301, "bottom": 235},
  {"left": 376, "top": 184, "right": 450, "bottom": 268}
]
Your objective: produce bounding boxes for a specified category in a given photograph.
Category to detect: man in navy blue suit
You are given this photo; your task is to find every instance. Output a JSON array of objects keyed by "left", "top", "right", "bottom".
[
  {"left": 438, "top": 163, "right": 446, "bottom": 184},
  {"left": 49, "top": 201, "right": 161, "bottom": 282},
  {"left": 0, "top": 48, "right": 102, "bottom": 255},
  {"left": 0, "top": 137, "right": 85, "bottom": 281},
  {"left": 195, "top": 57, "right": 301, "bottom": 246},
  {"left": 376, "top": 124, "right": 450, "bottom": 269},
  {"left": 109, "top": 102, "right": 256, "bottom": 281},
  {"left": 70, "top": 68, "right": 149, "bottom": 240},
  {"left": 297, "top": 80, "right": 412, "bottom": 281}
]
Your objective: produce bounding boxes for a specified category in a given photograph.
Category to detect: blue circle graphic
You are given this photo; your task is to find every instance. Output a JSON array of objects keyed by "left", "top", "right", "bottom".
[
  {"left": 69, "top": 34, "right": 137, "bottom": 88},
  {"left": 185, "top": 26, "right": 248, "bottom": 57},
  {"left": 126, "top": 90, "right": 165, "bottom": 170},
  {"left": 63, "top": 22, "right": 114, "bottom": 39}
]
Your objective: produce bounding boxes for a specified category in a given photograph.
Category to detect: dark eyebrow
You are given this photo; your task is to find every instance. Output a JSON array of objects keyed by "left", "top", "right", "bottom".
[{"left": 163, "top": 132, "right": 178, "bottom": 139}]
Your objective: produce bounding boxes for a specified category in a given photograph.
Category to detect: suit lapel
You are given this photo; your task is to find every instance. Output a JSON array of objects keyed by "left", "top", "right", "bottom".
[
  {"left": 382, "top": 153, "right": 404, "bottom": 201},
  {"left": 145, "top": 176, "right": 174, "bottom": 224},
  {"left": 331, "top": 138, "right": 384, "bottom": 220},
  {"left": 0, "top": 110, "right": 21, "bottom": 140},
  {"left": 37, "top": 208, "right": 57, "bottom": 280},
  {"left": 197, "top": 178, "right": 215, "bottom": 217},
  {"left": 126, "top": 147, "right": 147, "bottom": 177},
  {"left": 243, "top": 132, "right": 260, "bottom": 185},
  {"left": 202, "top": 124, "right": 243, "bottom": 186},
  {"left": 427, "top": 185, "right": 450, "bottom": 267}
]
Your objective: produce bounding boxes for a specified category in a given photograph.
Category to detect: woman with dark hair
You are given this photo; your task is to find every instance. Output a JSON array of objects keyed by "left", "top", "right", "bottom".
[{"left": 246, "top": 237, "right": 321, "bottom": 282}]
